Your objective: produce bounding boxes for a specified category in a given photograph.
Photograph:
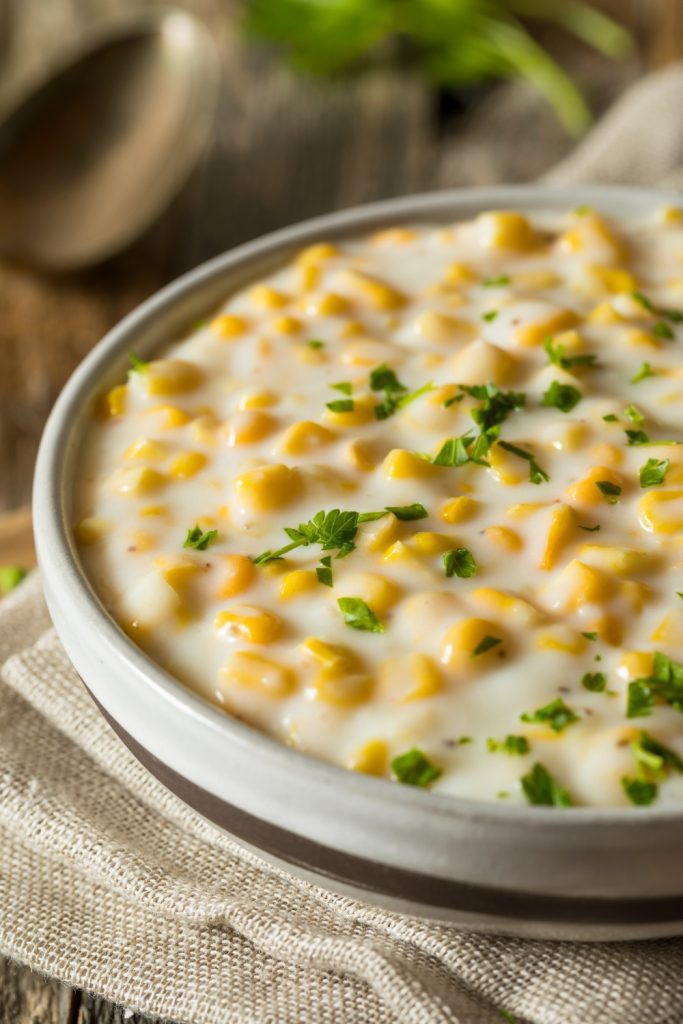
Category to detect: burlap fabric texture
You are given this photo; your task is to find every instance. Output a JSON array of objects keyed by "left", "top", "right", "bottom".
[{"left": 5, "top": 61, "right": 683, "bottom": 1024}]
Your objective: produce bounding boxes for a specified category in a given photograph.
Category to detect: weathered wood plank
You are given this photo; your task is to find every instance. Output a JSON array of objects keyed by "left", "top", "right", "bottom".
[{"left": 0, "top": 959, "right": 75, "bottom": 1024}]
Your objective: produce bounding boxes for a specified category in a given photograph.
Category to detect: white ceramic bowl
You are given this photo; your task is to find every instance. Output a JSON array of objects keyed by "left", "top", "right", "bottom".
[{"left": 34, "top": 185, "right": 683, "bottom": 941}]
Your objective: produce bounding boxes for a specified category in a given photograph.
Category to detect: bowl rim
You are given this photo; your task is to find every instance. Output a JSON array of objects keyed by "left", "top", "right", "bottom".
[{"left": 33, "top": 181, "right": 683, "bottom": 829}]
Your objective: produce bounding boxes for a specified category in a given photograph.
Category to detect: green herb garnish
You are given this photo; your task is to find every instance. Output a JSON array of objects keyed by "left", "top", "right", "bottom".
[
  {"left": 582, "top": 671, "right": 606, "bottom": 692},
  {"left": 443, "top": 547, "right": 478, "bottom": 579},
  {"left": 307, "top": 338, "right": 324, "bottom": 349},
  {"left": 631, "top": 362, "right": 655, "bottom": 384},
  {"left": 624, "top": 404, "right": 644, "bottom": 423},
  {"left": 581, "top": 631, "right": 598, "bottom": 641},
  {"left": 472, "top": 635, "right": 502, "bottom": 657},
  {"left": 385, "top": 503, "right": 428, "bottom": 521},
  {"left": 183, "top": 525, "right": 218, "bottom": 551},
  {"left": 621, "top": 777, "right": 658, "bottom": 806},
  {"left": 316, "top": 555, "right": 333, "bottom": 587},
  {"left": 595, "top": 480, "right": 621, "bottom": 503},
  {"left": 521, "top": 763, "right": 572, "bottom": 806},
  {"left": 627, "top": 652, "right": 683, "bottom": 718},
  {"left": 0, "top": 566, "right": 27, "bottom": 595},
  {"left": 497, "top": 440, "right": 549, "bottom": 484},
  {"left": 653, "top": 321, "right": 675, "bottom": 340},
  {"left": 487, "top": 735, "right": 530, "bottom": 755},
  {"left": 326, "top": 398, "right": 355, "bottom": 413},
  {"left": 541, "top": 380, "right": 582, "bottom": 413},
  {"left": 391, "top": 748, "right": 441, "bottom": 788},
  {"left": 128, "top": 352, "right": 148, "bottom": 374},
  {"left": 544, "top": 336, "right": 597, "bottom": 371},
  {"left": 331, "top": 381, "right": 352, "bottom": 395},
  {"left": 521, "top": 697, "right": 579, "bottom": 732},
  {"left": 640, "top": 457, "right": 669, "bottom": 488},
  {"left": 631, "top": 290, "right": 683, "bottom": 323},
  {"left": 337, "top": 596, "right": 384, "bottom": 633},
  {"left": 483, "top": 275, "right": 510, "bottom": 287},
  {"left": 578, "top": 524, "right": 600, "bottom": 533},
  {"left": 482, "top": 310, "right": 499, "bottom": 322},
  {"left": 625, "top": 429, "right": 650, "bottom": 446},
  {"left": 369, "top": 364, "right": 433, "bottom": 419},
  {"left": 602, "top": 413, "right": 619, "bottom": 422}
]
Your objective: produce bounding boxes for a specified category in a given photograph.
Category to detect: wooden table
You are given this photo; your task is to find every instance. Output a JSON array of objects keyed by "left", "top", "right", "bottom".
[{"left": 0, "top": 0, "right": 680, "bottom": 1020}]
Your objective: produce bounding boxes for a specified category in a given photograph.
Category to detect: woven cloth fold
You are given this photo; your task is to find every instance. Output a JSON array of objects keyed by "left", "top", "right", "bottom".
[{"left": 4, "top": 62, "right": 683, "bottom": 1024}]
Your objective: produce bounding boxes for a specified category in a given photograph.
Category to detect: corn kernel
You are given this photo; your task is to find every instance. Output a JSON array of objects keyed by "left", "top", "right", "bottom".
[
  {"left": 345, "top": 437, "right": 382, "bottom": 472},
  {"left": 617, "top": 651, "right": 655, "bottom": 682},
  {"left": 109, "top": 466, "right": 166, "bottom": 496},
  {"left": 296, "top": 242, "right": 338, "bottom": 266},
  {"left": 74, "top": 516, "right": 110, "bottom": 545},
  {"left": 651, "top": 612, "right": 683, "bottom": 644},
  {"left": 622, "top": 579, "right": 651, "bottom": 613},
  {"left": 441, "top": 617, "right": 506, "bottom": 670},
  {"left": 540, "top": 503, "right": 577, "bottom": 571},
  {"left": 565, "top": 465, "right": 623, "bottom": 507},
  {"left": 300, "top": 636, "right": 358, "bottom": 671},
  {"left": 238, "top": 389, "right": 277, "bottom": 410},
  {"left": 535, "top": 627, "right": 586, "bottom": 654},
  {"left": 659, "top": 206, "right": 683, "bottom": 225},
  {"left": 440, "top": 496, "right": 479, "bottom": 524},
  {"left": 485, "top": 525, "right": 523, "bottom": 552},
  {"left": 225, "top": 410, "right": 276, "bottom": 446},
  {"left": 211, "top": 314, "right": 247, "bottom": 339},
  {"left": 215, "top": 605, "right": 282, "bottom": 644},
  {"left": 587, "top": 265, "right": 638, "bottom": 295},
  {"left": 558, "top": 559, "right": 617, "bottom": 609},
  {"left": 103, "top": 384, "right": 127, "bottom": 418},
  {"left": 413, "top": 312, "right": 475, "bottom": 345},
  {"left": 145, "top": 404, "right": 191, "bottom": 429},
  {"left": 233, "top": 464, "right": 302, "bottom": 513},
  {"left": 278, "top": 420, "right": 335, "bottom": 456},
  {"left": 249, "top": 284, "right": 289, "bottom": 309},
  {"left": 216, "top": 554, "right": 255, "bottom": 598},
  {"left": 137, "top": 359, "right": 202, "bottom": 396},
  {"left": 348, "top": 739, "right": 388, "bottom": 776},
  {"left": 280, "top": 569, "right": 318, "bottom": 600},
  {"left": 371, "top": 227, "right": 417, "bottom": 246},
  {"left": 324, "top": 394, "right": 375, "bottom": 427},
  {"left": 383, "top": 540, "right": 420, "bottom": 565},
  {"left": 450, "top": 340, "right": 515, "bottom": 385},
  {"left": 336, "top": 572, "right": 400, "bottom": 614},
  {"left": 515, "top": 269, "right": 560, "bottom": 290},
  {"left": 639, "top": 489, "right": 683, "bottom": 534},
  {"left": 312, "top": 666, "right": 373, "bottom": 706},
  {"left": 506, "top": 502, "right": 546, "bottom": 520},
  {"left": 168, "top": 451, "right": 207, "bottom": 479},
  {"left": 299, "top": 264, "right": 320, "bottom": 291},
  {"left": 379, "top": 653, "right": 442, "bottom": 702},
  {"left": 359, "top": 514, "right": 402, "bottom": 553},
  {"left": 516, "top": 309, "right": 579, "bottom": 347},
  {"left": 578, "top": 545, "right": 660, "bottom": 576},
  {"left": 127, "top": 529, "right": 155, "bottom": 553},
  {"left": 138, "top": 504, "right": 167, "bottom": 518},
  {"left": 590, "top": 614, "right": 623, "bottom": 646},
  {"left": 341, "top": 269, "right": 405, "bottom": 310},
  {"left": 476, "top": 210, "right": 539, "bottom": 251},
  {"left": 472, "top": 588, "right": 543, "bottom": 626},
  {"left": 382, "top": 449, "right": 438, "bottom": 480},
  {"left": 486, "top": 443, "right": 527, "bottom": 486},
  {"left": 222, "top": 651, "right": 295, "bottom": 697},
  {"left": 272, "top": 315, "right": 301, "bottom": 335},
  {"left": 122, "top": 438, "right": 166, "bottom": 463},
  {"left": 444, "top": 261, "right": 475, "bottom": 285},
  {"left": 588, "top": 301, "right": 624, "bottom": 325}
]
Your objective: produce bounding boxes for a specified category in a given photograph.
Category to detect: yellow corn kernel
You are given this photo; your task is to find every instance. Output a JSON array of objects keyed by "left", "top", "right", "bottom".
[
  {"left": 579, "top": 545, "right": 660, "bottom": 576},
  {"left": 123, "top": 438, "right": 166, "bottom": 463},
  {"left": 293, "top": 341, "right": 326, "bottom": 365},
  {"left": 138, "top": 359, "right": 202, "bottom": 396},
  {"left": 337, "top": 572, "right": 400, "bottom": 614},
  {"left": 360, "top": 514, "right": 402, "bottom": 553},
  {"left": 238, "top": 389, "right": 276, "bottom": 410},
  {"left": 379, "top": 653, "right": 442, "bottom": 703},
  {"left": 590, "top": 614, "right": 623, "bottom": 646},
  {"left": 450, "top": 340, "right": 516, "bottom": 386},
  {"left": 157, "top": 557, "right": 204, "bottom": 593},
  {"left": 348, "top": 739, "right": 388, "bottom": 776},
  {"left": 651, "top": 613, "right": 683, "bottom": 645},
  {"left": 444, "top": 261, "right": 475, "bottom": 285},
  {"left": 189, "top": 413, "right": 220, "bottom": 447},
  {"left": 222, "top": 651, "right": 295, "bottom": 698},
  {"left": 371, "top": 227, "right": 416, "bottom": 246},
  {"left": 413, "top": 311, "right": 475, "bottom": 345},
  {"left": 382, "top": 449, "right": 438, "bottom": 480},
  {"left": 324, "top": 394, "right": 375, "bottom": 427},
  {"left": 296, "top": 242, "right": 338, "bottom": 266},
  {"left": 110, "top": 466, "right": 166, "bottom": 496},
  {"left": 506, "top": 502, "right": 546, "bottom": 520},
  {"left": 590, "top": 442, "right": 622, "bottom": 468},
  {"left": 216, "top": 554, "right": 255, "bottom": 599},
  {"left": 563, "top": 559, "right": 617, "bottom": 609},
  {"left": 639, "top": 489, "right": 683, "bottom": 534},
  {"left": 280, "top": 569, "right": 318, "bottom": 601},
  {"left": 314, "top": 291, "right": 348, "bottom": 316},
  {"left": 618, "top": 650, "right": 655, "bottom": 682},
  {"left": 215, "top": 605, "right": 282, "bottom": 644},
  {"left": 345, "top": 437, "right": 382, "bottom": 472},
  {"left": 471, "top": 588, "right": 543, "bottom": 626},
  {"left": 486, "top": 443, "right": 526, "bottom": 486},
  {"left": 168, "top": 451, "right": 207, "bottom": 479},
  {"left": 543, "top": 419, "right": 589, "bottom": 453},
  {"left": 278, "top": 420, "right": 335, "bottom": 456},
  {"left": 540, "top": 503, "right": 577, "bottom": 571},
  {"left": 225, "top": 410, "right": 276, "bottom": 446},
  {"left": 211, "top": 314, "right": 247, "bottom": 339},
  {"left": 485, "top": 525, "right": 523, "bottom": 552},
  {"left": 383, "top": 540, "right": 419, "bottom": 565},
  {"left": 341, "top": 269, "right": 405, "bottom": 310},
  {"left": 338, "top": 339, "right": 394, "bottom": 368},
  {"left": 476, "top": 210, "right": 539, "bottom": 251},
  {"left": 410, "top": 532, "right": 453, "bottom": 556},
  {"left": 138, "top": 504, "right": 167, "bottom": 518},
  {"left": 145, "top": 404, "right": 191, "bottom": 429},
  {"left": 441, "top": 617, "right": 505, "bottom": 670},
  {"left": 588, "top": 301, "right": 625, "bottom": 325},
  {"left": 441, "top": 496, "right": 479, "bottom": 524},
  {"left": 74, "top": 516, "right": 110, "bottom": 545},
  {"left": 233, "top": 464, "right": 302, "bottom": 513},
  {"left": 104, "top": 384, "right": 127, "bottom": 418},
  {"left": 622, "top": 579, "right": 651, "bottom": 613},
  {"left": 516, "top": 309, "right": 579, "bottom": 347},
  {"left": 557, "top": 214, "right": 626, "bottom": 261},
  {"left": 249, "top": 284, "right": 289, "bottom": 309},
  {"left": 515, "top": 269, "right": 560, "bottom": 290},
  {"left": 127, "top": 529, "right": 155, "bottom": 553},
  {"left": 535, "top": 627, "right": 586, "bottom": 655},
  {"left": 298, "top": 263, "right": 320, "bottom": 291},
  {"left": 565, "top": 465, "right": 623, "bottom": 507},
  {"left": 339, "top": 320, "right": 365, "bottom": 339},
  {"left": 300, "top": 636, "right": 358, "bottom": 671},
  {"left": 586, "top": 265, "right": 638, "bottom": 295},
  {"left": 622, "top": 327, "right": 662, "bottom": 350},
  {"left": 312, "top": 666, "right": 373, "bottom": 706},
  {"left": 659, "top": 206, "right": 683, "bottom": 225},
  {"left": 272, "top": 314, "right": 302, "bottom": 335}
]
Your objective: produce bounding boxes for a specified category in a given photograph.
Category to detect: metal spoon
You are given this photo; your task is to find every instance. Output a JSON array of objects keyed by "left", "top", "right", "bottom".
[{"left": 0, "top": 8, "right": 220, "bottom": 271}]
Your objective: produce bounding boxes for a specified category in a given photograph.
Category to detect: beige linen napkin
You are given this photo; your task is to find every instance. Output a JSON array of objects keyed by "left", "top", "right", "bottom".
[{"left": 5, "top": 62, "right": 683, "bottom": 1024}]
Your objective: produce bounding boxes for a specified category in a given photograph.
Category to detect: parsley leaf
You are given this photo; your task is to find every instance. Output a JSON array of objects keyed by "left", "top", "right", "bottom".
[
  {"left": 521, "top": 697, "right": 579, "bottom": 733},
  {"left": 544, "top": 336, "right": 597, "bottom": 371},
  {"left": 385, "top": 503, "right": 428, "bottom": 521},
  {"left": 602, "top": 413, "right": 619, "bottom": 422},
  {"left": 326, "top": 398, "right": 354, "bottom": 413},
  {"left": 497, "top": 440, "right": 549, "bottom": 484},
  {"left": 622, "top": 777, "right": 658, "bottom": 806},
  {"left": 635, "top": 730, "right": 683, "bottom": 775},
  {"left": 391, "top": 748, "right": 441, "bottom": 787},
  {"left": 624, "top": 404, "right": 644, "bottom": 423},
  {"left": 370, "top": 364, "right": 433, "bottom": 419},
  {"left": 653, "top": 321, "right": 675, "bottom": 340},
  {"left": 331, "top": 381, "right": 352, "bottom": 395},
  {"left": 595, "top": 480, "right": 621, "bottom": 503},
  {"left": 631, "top": 290, "right": 683, "bottom": 323},
  {"left": 316, "top": 555, "right": 333, "bottom": 587},
  {"left": 541, "top": 380, "right": 582, "bottom": 413},
  {"left": 369, "top": 364, "right": 405, "bottom": 393},
  {"left": 483, "top": 275, "right": 510, "bottom": 287},
  {"left": 582, "top": 671, "right": 607, "bottom": 692},
  {"left": 0, "top": 566, "right": 27, "bottom": 595},
  {"left": 482, "top": 310, "right": 498, "bottom": 322},
  {"left": 443, "top": 547, "right": 478, "bottom": 579},
  {"left": 487, "top": 735, "right": 530, "bottom": 755},
  {"left": 627, "top": 652, "right": 683, "bottom": 718},
  {"left": 433, "top": 433, "right": 478, "bottom": 468},
  {"left": 128, "top": 352, "right": 148, "bottom": 374},
  {"left": 307, "top": 338, "right": 325, "bottom": 350},
  {"left": 521, "top": 763, "right": 572, "bottom": 806},
  {"left": 640, "top": 457, "right": 669, "bottom": 488},
  {"left": 253, "top": 508, "right": 362, "bottom": 565},
  {"left": 472, "top": 635, "right": 502, "bottom": 657},
  {"left": 631, "top": 362, "right": 655, "bottom": 384},
  {"left": 337, "top": 596, "right": 384, "bottom": 633},
  {"left": 625, "top": 429, "right": 650, "bottom": 446},
  {"left": 183, "top": 525, "right": 218, "bottom": 551}
]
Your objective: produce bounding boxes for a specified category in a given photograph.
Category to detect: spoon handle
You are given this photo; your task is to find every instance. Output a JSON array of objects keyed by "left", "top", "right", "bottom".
[{"left": 0, "top": 505, "right": 36, "bottom": 567}]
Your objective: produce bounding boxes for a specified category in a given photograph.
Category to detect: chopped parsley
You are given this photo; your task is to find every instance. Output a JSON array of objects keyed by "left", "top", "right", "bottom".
[
  {"left": 582, "top": 671, "right": 607, "bottom": 692},
  {"left": 521, "top": 763, "right": 572, "bottom": 806},
  {"left": 624, "top": 404, "right": 644, "bottom": 424},
  {"left": 482, "top": 310, "right": 499, "bottom": 322},
  {"left": 472, "top": 635, "right": 502, "bottom": 658},
  {"left": 385, "top": 503, "right": 428, "bottom": 521},
  {"left": 541, "top": 380, "right": 582, "bottom": 413},
  {"left": 602, "top": 413, "right": 619, "bottom": 422},
  {"left": 544, "top": 336, "right": 597, "bottom": 371},
  {"left": 627, "top": 652, "right": 683, "bottom": 718},
  {"left": 128, "top": 351, "right": 148, "bottom": 374},
  {"left": 640, "top": 457, "right": 669, "bottom": 488},
  {"left": 521, "top": 697, "right": 579, "bottom": 733},
  {"left": 634, "top": 730, "right": 683, "bottom": 775},
  {"left": 487, "top": 735, "right": 530, "bottom": 755},
  {"left": 307, "top": 338, "right": 325, "bottom": 349},
  {"left": 622, "top": 777, "right": 658, "bottom": 806},
  {"left": 331, "top": 381, "right": 352, "bottom": 395},
  {"left": 253, "top": 508, "right": 364, "bottom": 565},
  {"left": 595, "top": 480, "right": 621, "bottom": 503},
  {"left": 326, "top": 398, "right": 354, "bottom": 413},
  {"left": 631, "top": 362, "right": 655, "bottom": 384},
  {"left": 581, "top": 631, "right": 598, "bottom": 641},
  {"left": 483, "top": 275, "right": 510, "bottom": 287},
  {"left": 369, "top": 364, "right": 433, "bottom": 419},
  {"left": 183, "top": 525, "right": 218, "bottom": 551},
  {"left": 0, "top": 566, "right": 27, "bottom": 595},
  {"left": 337, "top": 597, "right": 384, "bottom": 633},
  {"left": 497, "top": 440, "right": 549, "bottom": 484},
  {"left": 316, "top": 556, "right": 333, "bottom": 587},
  {"left": 653, "top": 321, "right": 675, "bottom": 340},
  {"left": 578, "top": 524, "right": 600, "bottom": 533},
  {"left": 625, "top": 429, "right": 650, "bottom": 446},
  {"left": 391, "top": 748, "right": 442, "bottom": 787},
  {"left": 443, "top": 547, "right": 478, "bottom": 579},
  {"left": 631, "top": 290, "right": 683, "bottom": 323}
]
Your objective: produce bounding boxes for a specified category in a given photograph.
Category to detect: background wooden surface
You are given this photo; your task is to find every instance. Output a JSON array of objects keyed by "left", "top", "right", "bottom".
[{"left": 0, "top": 0, "right": 681, "bottom": 1020}]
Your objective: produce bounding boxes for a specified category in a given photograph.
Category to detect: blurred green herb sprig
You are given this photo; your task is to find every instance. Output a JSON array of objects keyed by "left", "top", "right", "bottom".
[{"left": 246, "top": 0, "right": 632, "bottom": 133}]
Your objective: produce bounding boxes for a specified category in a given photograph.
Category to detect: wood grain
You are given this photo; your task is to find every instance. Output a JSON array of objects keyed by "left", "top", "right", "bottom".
[{"left": 0, "top": 505, "right": 34, "bottom": 566}]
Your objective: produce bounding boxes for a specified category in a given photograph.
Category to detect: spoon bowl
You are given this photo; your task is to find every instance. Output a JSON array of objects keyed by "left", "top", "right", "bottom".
[{"left": 0, "top": 9, "right": 219, "bottom": 271}]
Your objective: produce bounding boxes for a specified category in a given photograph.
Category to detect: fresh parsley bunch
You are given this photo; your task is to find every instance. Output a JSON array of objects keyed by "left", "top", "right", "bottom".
[{"left": 245, "top": 0, "right": 631, "bottom": 133}]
